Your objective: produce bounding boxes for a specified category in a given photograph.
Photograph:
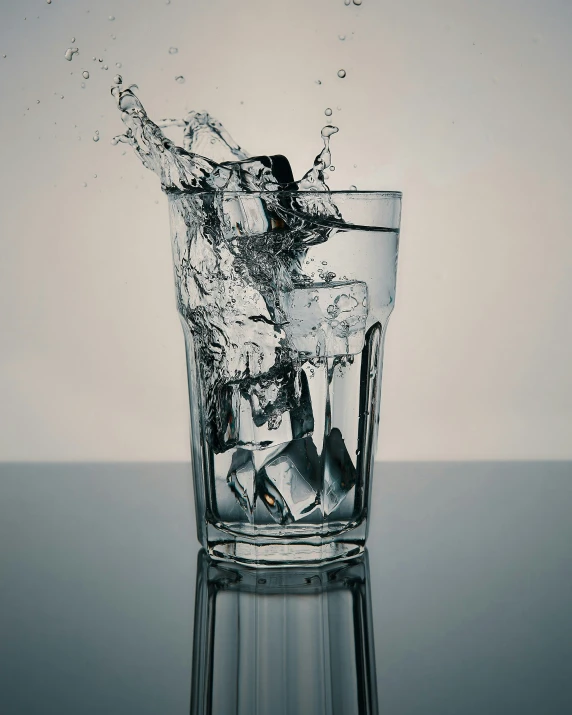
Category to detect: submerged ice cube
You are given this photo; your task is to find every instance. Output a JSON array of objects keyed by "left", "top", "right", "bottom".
[
  {"left": 322, "top": 428, "right": 357, "bottom": 515},
  {"left": 257, "top": 438, "right": 321, "bottom": 524},
  {"left": 283, "top": 281, "right": 369, "bottom": 357},
  {"left": 214, "top": 368, "right": 314, "bottom": 453}
]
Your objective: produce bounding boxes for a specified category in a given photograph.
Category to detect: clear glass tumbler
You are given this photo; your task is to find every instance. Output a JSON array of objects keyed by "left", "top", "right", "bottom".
[{"left": 169, "top": 190, "right": 401, "bottom": 565}]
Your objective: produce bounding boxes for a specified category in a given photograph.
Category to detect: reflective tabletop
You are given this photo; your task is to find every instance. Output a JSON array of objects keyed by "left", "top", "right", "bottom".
[{"left": 1, "top": 462, "right": 571, "bottom": 714}]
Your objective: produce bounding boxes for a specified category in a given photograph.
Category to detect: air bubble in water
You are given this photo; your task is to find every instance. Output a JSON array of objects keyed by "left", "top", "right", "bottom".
[
  {"left": 337, "top": 69, "right": 346, "bottom": 78},
  {"left": 330, "top": 166, "right": 336, "bottom": 171},
  {"left": 169, "top": 46, "right": 178, "bottom": 54},
  {"left": 83, "top": 182, "right": 87, "bottom": 187},
  {"left": 338, "top": 34, "right": 346, "bottom": 40},
  {"left": 102, "top": 64, "right": 108, "bottom": 70},
  {"left": 93, "top": 131, "right": 100, "bottom": 142},
  {"left": 315, "top": 79, "right": 322, "bottom": 85},
  {"left": 82, "top": 70, "right": 89, "bottom": 79},
  {"left": 46, "top": 0, "right": 51, "bottom": 4},
  {"left": 108, "top": 15, "right": 115, "bottom": 21},
  {"left": 93, "top": 174, "right": 97, "bottom": 178},
  {"left": 324, "top": 108, "right": 332, "bottom": 116},
  {"left": 353, "top": 0, "right": 362, "bottom": 4},
  {"left": 344, "top": 0, "right": 350, "bottom": 4},
  {"left": 71, "top": 37, "right": 76, "bottom": 43},
  {"left": 350, "top": 184, "right": 357, "bottom": 190},
  {"left": 64, "top": 48, "right": 79, "bottom": 61},
  {"left": 111, "top": 34, "right": 116, "bottom": 40},
  {"left": 175, "top": 75, "right": 185, "bottom": 83},
  {"left": 81, "top": 82, "right": 86, "bottom": 88},
  {"left": 116, "top": 62, "right": 122, "bottom": 68},
  {"left": 113, "top": 74, "right": 122, "bottom": 84}
]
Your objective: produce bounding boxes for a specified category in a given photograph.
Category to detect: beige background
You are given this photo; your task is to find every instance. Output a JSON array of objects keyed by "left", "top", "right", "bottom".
[{"left": 1, "top": 0, "right": 571, "bottom": 461}]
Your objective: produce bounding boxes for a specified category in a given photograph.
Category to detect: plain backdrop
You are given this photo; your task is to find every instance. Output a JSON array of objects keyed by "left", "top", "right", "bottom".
[{"left": 1, "top": 0, "right": 571, "bottom": 461}]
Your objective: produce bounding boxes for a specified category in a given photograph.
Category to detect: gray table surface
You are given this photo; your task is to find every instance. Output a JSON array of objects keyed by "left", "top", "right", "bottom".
[{"left": 1, "top": 462, "right": 571, "bottom": 714}]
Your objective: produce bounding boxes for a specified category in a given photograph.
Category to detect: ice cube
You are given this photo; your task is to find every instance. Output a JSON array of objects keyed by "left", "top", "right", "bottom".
[
  {"left": 227, "top": 448, "right": 256, "bottom": 517},
  {"left": 213, "top": 368, "right": 314, "bottom": 452},
  {"left": 283, "top": 281, "right": 369, "bottom": 357},
  {"left": 257, "top": 438, "right": 321, "bottom": 524},
  {"left": 322, "top": 428, "right": 357, "bottom": 515}
]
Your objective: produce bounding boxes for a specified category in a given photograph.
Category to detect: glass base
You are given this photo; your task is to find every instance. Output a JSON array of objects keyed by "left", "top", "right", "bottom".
[{"left": 205, "top": 521, "right": 366, "bottom": 567}]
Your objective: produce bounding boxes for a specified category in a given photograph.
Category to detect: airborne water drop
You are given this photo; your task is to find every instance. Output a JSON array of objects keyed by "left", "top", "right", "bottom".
[{"left": 337, "top": 69, "right": 346, "bottom": 78}]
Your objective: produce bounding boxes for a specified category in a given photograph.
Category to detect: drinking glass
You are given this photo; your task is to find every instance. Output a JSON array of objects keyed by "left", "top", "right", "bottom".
[{"left": 169, "top": 190, "right": 401, "bottom": 564}]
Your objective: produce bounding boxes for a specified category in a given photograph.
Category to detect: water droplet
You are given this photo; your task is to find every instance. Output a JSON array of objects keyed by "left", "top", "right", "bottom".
[
  {"left": 92, "top": 56, "right": 96, "bottom": 61},
  {"left": 82, "top": 70, "right": 89, "bottom": 79},
  {"left": 344, "top": 0, "right": 350, "bottom": 4},
  {"left": 93, "top": 174, "right": 97, "bottom": 179},
  {"left": 46, "top": 0, "right": 51, "bottom": 4},
  {"left": 169, "top": 46, "right": 178, "bottom": 54},
  {"left": 36, "top": 99, "right": 40, "bottom": 104},
  {"left": 108, "top": 15, "right": 115, "bottom": 21},
  {"left": 337, "top": 69, "right": 346, "bottom": 78},
  {"left": 324, "top": 108, "right": 332, "bottom": 116},
  {"left": 353, "top": 164, "right": 357, "bottom": 168},
  {"left": 315, "top": 79, "right": 322, "bottom": 85},
  {"left": 71, "top": 37, "right": 76, "bottom": 43},
  {"left": 349, "top": 184, "right": 357, "bottom": 190},
  {"left": 102, "top": 64, "right": 108, "bottom": 70},
  {"left": 64, "top": 48, "right": 79, "bottom": 61},
  {"left": 98, "top": 58, "right": 103, "bottom": 62},
  {"left": 83, "top": 182, "right": 87, "bottom": 187},
  {"left": 353, "top": 0, "right": 362, "bottom": 4},
  {"left": 2, "top": 54, "right": 6, "bottom": 59},
  {"left": 338, "top": 34, "right": 346, "bottom": 40},
  {"left": 175, "top": 75, "right": 185, "bottom": 83},
  {"left": 60, "top": 95, "right": 64, "bottom": 99},
  {"left": 81, "top": 82, "right": 86, "bottom": 88},
  {"left": 116, "top": 62, "right": 122, "bottom": 68},
  {"left": 93, "top": 132, "right": 99, "bottom": 142},
  {"left": 111, "top": 34, "right": 116, "bottom": 40}
]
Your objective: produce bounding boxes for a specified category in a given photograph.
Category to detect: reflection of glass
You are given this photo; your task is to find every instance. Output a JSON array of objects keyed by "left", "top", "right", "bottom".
[
  {"left": 173, "top": 191, "right": 402, "bottom": 564},
  {"left": 190, "top": 549, "right": 378, "bottom": 715}
]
